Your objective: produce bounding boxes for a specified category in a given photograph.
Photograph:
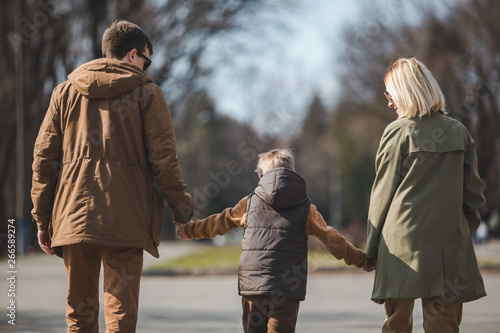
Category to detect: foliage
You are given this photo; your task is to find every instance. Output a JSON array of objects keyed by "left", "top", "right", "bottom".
[
  {"left": 0, "top": 0, "right": 286, "bottom": 251},
  {"left": 294, "top": 96, "right": 331, "bottom": 222}
]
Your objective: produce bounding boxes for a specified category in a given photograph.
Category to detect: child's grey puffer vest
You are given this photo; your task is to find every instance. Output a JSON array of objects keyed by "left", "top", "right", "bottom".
[{"left": 239, "top": 167, "right": 310, "bottom": 301}]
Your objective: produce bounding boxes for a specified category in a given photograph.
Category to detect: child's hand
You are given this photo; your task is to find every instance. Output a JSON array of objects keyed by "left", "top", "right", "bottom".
[
  {"left": 363, "top": 258, "right": 377, "bottom": 272},
  {"left": 173, "top": 221, "right": 193, "bottom": 241},
  {"left": 177, "top": 229, "right": 191, "bottom": 241}
]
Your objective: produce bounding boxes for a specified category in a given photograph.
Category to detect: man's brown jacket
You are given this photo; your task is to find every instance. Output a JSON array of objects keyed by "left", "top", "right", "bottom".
[{"left": 31, "top": 58, "right": 193, "bottom": 257}]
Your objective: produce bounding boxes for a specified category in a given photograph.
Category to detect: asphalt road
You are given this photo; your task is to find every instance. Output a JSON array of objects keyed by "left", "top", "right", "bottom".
[{"left": 1, "top": 242, "right": 499, "bottom": 332}]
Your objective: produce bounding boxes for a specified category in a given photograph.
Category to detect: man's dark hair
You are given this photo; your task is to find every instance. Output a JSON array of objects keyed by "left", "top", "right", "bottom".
[{"left": 102, "top": 20, "right": 153, "bottom": 59}]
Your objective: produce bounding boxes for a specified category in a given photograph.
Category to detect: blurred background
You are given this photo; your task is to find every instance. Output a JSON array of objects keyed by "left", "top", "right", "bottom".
[{"left": 1, "top": 0, "right": 499, "bottom": 255}]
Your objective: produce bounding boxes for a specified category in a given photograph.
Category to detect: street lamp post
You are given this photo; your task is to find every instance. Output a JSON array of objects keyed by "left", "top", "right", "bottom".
[{"left": 15, "top": 0, "right": 26, "bottom": 255}]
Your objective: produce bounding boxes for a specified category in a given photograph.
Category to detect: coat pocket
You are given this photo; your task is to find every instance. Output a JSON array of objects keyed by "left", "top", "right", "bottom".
[{"left": 151, "top": 189, "right": 164, "bottom": 246}]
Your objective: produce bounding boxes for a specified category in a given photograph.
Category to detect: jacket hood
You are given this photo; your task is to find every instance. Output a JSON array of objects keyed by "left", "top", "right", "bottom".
[
  {"left": 67, "top": 58, "right": 152, "bottom": 99},
  {"left": 254, "top": 167, "right": 309, "bottom": 209}
]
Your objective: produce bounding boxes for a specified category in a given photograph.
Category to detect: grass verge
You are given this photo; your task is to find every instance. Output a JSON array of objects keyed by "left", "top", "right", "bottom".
[{"left": 144, "top": 244, "right": 351, "bottom": 276}]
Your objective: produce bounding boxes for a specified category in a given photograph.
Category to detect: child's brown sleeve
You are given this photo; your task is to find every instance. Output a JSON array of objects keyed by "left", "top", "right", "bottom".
[
  {"left": 184, "top": 197, "right": 248, "bottom": 239},
  {"left": 306, "top": 204, "right": 369, "bottom": 269}
]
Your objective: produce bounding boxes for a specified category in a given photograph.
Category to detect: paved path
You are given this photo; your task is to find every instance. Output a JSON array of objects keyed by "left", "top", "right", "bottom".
[{"left": 1, "top": 241, "right": 499, "bottom": 332}]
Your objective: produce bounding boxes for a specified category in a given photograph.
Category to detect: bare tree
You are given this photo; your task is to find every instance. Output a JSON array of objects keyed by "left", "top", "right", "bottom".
[
  {"left": 0, "top": 0, "right": 294, "bottom": 253},
  {"left": 330, "top": 0, "right": 500, "bottom": 230}
]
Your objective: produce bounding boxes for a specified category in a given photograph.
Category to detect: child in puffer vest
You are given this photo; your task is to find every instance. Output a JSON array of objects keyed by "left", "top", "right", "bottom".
[{"left": 174, "top": 148, "right": 376, "bottom": 333}]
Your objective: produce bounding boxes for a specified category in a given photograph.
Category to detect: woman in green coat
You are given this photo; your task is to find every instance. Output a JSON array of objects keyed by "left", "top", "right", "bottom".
[{"left": 366, "top": 57, "right": 486, "bottom": 333}]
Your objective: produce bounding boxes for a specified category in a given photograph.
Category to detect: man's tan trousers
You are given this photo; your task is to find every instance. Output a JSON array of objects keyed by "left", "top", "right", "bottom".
[
  {"left": 62, "top": 243, "right": 143, "bottom": 333},
  {"left": 382, "top": 297, "right": 463, "bottom": 333}
]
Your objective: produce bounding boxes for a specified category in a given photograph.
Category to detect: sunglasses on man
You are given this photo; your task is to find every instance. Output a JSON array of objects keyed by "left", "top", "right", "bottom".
[{"left": 136, "top": 51, "right": 152, "bottom": 71}]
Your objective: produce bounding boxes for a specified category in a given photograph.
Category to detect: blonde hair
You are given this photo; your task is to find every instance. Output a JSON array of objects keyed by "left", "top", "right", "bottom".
[
  {"left": 384, "top": 57, "right": 445, "bottom": 118},
  {"left": 257, "top": 148, "right": 295, "bottom": 175}
]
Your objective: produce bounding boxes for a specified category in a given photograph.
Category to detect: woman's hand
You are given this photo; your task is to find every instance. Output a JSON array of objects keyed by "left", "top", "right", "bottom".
[{"left": 364, "top": 258, "right": 377, "bottom": 272}]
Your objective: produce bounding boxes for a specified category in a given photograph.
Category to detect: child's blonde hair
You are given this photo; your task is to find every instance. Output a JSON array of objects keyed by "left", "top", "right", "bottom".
[
  {"left": 384, "top": 57, "right": 446, "bottom": 118},
  {"left": 256, "top": 148, "right": 295, "bottom": 176}
]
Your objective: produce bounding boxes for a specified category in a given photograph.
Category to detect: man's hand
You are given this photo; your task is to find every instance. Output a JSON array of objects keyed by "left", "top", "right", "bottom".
[
  {"left": 173, "top": 221, "right": 193, "bottom": 241},
  {"left": 37, "top": 230, "right": 54, "bottom": 255}
]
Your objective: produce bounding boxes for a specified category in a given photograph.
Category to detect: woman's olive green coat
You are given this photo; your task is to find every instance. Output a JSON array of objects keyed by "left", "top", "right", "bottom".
[{"left": 366, "top": 111, "right": 486, "bottom": 304}]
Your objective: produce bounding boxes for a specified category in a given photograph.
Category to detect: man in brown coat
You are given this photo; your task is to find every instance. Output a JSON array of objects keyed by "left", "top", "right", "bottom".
[{"left": 31, "top": 20, "right": 193, "bottom": 332}]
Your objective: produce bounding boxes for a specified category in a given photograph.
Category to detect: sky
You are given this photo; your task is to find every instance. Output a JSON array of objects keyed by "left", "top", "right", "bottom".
[
  {"left": 199, "top": 0, "right": 458, "bottom": 135},
  {"left": 200, "top": 0, "right": 360, "bottom": 134}
]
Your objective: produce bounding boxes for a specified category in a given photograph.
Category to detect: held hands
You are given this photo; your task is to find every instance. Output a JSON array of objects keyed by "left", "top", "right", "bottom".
[
  {"left": 363, "top": 258, "right": 377, "bottom": 272},
  {"left": 172, "top": 221, "right": 194, "bottom": 241}
]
